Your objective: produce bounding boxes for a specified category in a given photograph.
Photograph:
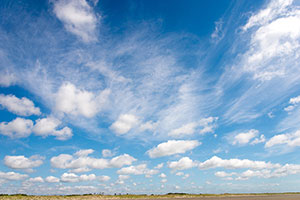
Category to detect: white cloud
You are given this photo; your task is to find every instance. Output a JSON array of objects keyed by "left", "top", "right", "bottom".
[
  {"left": 102, "top": 149, "right": 114, "bottom": 157},
  {"left": 50, "top": 149, "right": 136, "bottom": 171},
  {"left": 161, "top": 179, "right": 167, "bottom": 183},
  {"left": 0, "top": 94, "right": 41, "bottom": 116},
  {"left": 98, "top": 175, "right": 110, "bottom": 182},
  {"left": 243, "top": 0, "right": 294, "bottom": 31},
  {"left": 290, "top": 95, "right": 300, "bottom": 104},
  {"left": 60, "top": 173, "right": 96, "bottom": 182},
  {"left": 215, "top": 171, "right": 236, "bottom": 178},
  {"left": 33, "top": 117, "right": 72, "bottom": 140},
  {"left": 28, "top": 177, "right": 44, "bottom": 183},
  {"left": 168, "top": 157, "right": 196, "bottom": 170},
  {"left": 0, "top": 171, "right": 28, "bottom": 181},
  {"left": 110, "top": 114, "right": 139, "bottom": 135},
  {"left": 74, "top": 149, "right": 94, "bottom": 157},
  {"left": 139, "top": 121, "right": 158, "bottom": 132},
  {"left": 265, "top": 129, "right": 300, "bottom": 148},
  {"left": 168, "top": 117, "right": 218, "bottom": 137},
  {"left": 159, "top": 173, "right": 166, "bottom": 178},
  {"left": 251, "top": 134, "right": 266, "bottom": 145},
  {"left": 0, "top": 118, "right": 33, "bottom": 138},
  {"left": 0, "top": 117, "right": 72, "bottom": 140},
  {"left": 215, "top": 164, "right": 300, "bottom": 180},
  {"left": 4, "top": 155, "right": 43, "bottom": 171},
  {"left": 53, "top": 0, "right": 98, "bottom": 42},
  {"left": 198, "top": 156, "right": 280, "bottom": 170},
  {"left": 147, "top": 140, "right": 200, "bottom": 158},
  {"left": 0, "top": 71, "right": 16, "bottom": 87},
  {"left": 221, "top": 0, "right": 300, "bottom": 123},
  {"left": 117, "top": 164, "right": 159, "bottom": 177},
  {"left": 154, "top": 163, "right": 164, "bottom": 169},
  {"left": 45, "top": 176, "right": 60, "bottom": 183},
  {"left": 55, "top": 82, "right": 110, "bottom": 118},
  {"left": 232, "top": 129, "right": 259, "bottom": 145}
]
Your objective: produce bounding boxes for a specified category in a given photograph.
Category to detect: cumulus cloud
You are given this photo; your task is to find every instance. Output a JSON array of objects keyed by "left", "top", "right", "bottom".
[
  {"left": 0, "top": 171, "right": 28, "bottom": 181},
  {"left": 98, "top": 175, "right": 110, "bottom": 182},
  {"left": 27, "top": 177, "right": 44, "bottom": 183},
  {"left": 198, "top": 156, "right": 280, "bottom": 170},
  {"left": 51, "top": 149, "right": 136, "bottom": 171},
  {"left": 265, "top": 129, "right": 300, "bottom": 148},
  {"left": 110, "top": 114, "right": 139, "bottom": 135},
  {"left": 168, "top": 117, "right": 218, "bottom": 137},
  {"left": 4, "top": 155, "right": 43, "bottom": 171},
  {"left": 147, "top": 140, "right": 200, "bottom": 158},
  {"left": 55, "top": 82, "right": 110, "bottom": 118},
  {"left": 0, "top": 117, "right": 72, "bottom": 140},
  {"left": 52, "top": 0, "right": 98, "bottom": 42},
  {"left": 117, "top": 164, "right": 159, "bottom": 178},
  {"left": 159, "top": 173, "right": 166, "bottom": 178},
  {"left": 231, "top": 129, "right": 265, "bottom": 146},
  {"left": 0, "top": 118, "right": 33, "bottom": 138},
  {"left": 33, "top": 117, "right": 72, "bottom": 140},
  {"left": 154, "top": 163, "right": 164, "bottom": 169},
  {"left": 45, "top": 176, "right": 60, "bottom": 183},
  {"left": 0, "top": 94, "right": 41, "bottom": 116},
  {"left": 284, "top": 95, "right": 300, "bottom": 112},
  {"left": 60, "top": 173, "right": 96, "bottom": 182},
  {"left": 215, "top": 164, "right": 300, "bottom": 181},
  {"left": 168, "top": 157, "right": 196, "bottom": 170}
]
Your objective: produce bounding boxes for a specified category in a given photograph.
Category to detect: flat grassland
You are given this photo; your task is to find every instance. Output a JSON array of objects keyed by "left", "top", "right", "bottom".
[{"left": 1, "top": 193, "right": 300, "bottom": 200}]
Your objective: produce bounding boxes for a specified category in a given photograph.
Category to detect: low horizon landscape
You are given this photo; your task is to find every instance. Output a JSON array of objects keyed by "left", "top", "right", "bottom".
[{"left": 1, "top": 0, "right": 300, "bottom": 198}]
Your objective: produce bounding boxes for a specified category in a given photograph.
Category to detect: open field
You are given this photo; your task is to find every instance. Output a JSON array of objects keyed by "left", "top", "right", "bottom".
[{"left": 1, "top": 193, "right": 300, "bottom": 200}]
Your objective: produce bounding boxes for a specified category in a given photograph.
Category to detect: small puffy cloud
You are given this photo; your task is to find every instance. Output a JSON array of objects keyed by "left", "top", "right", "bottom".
[
  {"left": 0, "top": 171, "right": 28, "bottom": 181},
  {"left": 198, "top": 156, "right": 280, "bottom": 170},
  {"left": 215, "top": 171, "right": 236, "bottom": 178},
  {"left": 45, "top": 176, "right": 60, "bottom": 183},
  {"left": 168, "top": 117, "right": 218, "bottom": 137},
  {"left": 98, "top": 175, "right": 110, "bottom": 182},
  {"left": 53, "top": 0, "right": 98, "bottom": 42},
  {"left": 110, "top": 114, "right": 139, "bottom": 135},
  {"left": 139, "top": 121, "right": 158, "bottom": 132},
  {"left": 265, "top": 130, "right": 300, "bottom": 148},
  {"left": 55, "top": 82, "right": 110, "bottom": 118},
  {"left": 168, "top": 157, "right": 196, "bottom": 170},
  {"left": 284, "top": 95, "right": 300, "bottom": 112},
  {"left": 51, "top": 149, "right": 136, "bottom": 171},
  {"left": 175, "top": 172, "right": 184, "bottom": 176},
  {"left": 118, "top": 175, "right": 130, "bottom": 181},
  {"left": 4, "top": 155, "right": 43, "bottom": 171},
  {"left": 161, "top": 179, "right": 167, "bottom": 183},
  {"left": 0, "top": 94, "right": 41, "bottom": 116},
  {"left": 289, "top": 95, "right": 300, "bottom": 104},
  {"left": 74, "top": 149, "right": 94, "bottom": 157},
  {"left": 0, "top": 118, "right": 33, "bottom": 138},
  {"left": 251, "top": 134, "right": 266, "bottom": 145},
  {"left": 154, "top": 163, "right": 164, "bottom": 169},
  {"left": 117, "top": 164, "right": 159, "bottom": 177},
  {"left": 60, "top": 173, "right": 96, "bottom": 182},
  {"left": 147, "top": 140, "right": 200, "bottom": 158},
  {"left": 159, "top": 173, "right": 166, "bottom": 178},
  {"left": 28, "top": 177, "right": 44, "bottom": 183},
  {"left": 102, "top": 149, "right": 114, "bottom": 157},
  {"left": 33, "top": 117, "right": 72, "bottom": 140},
  {"left": 232, "top": 129, "right": 259, "bottom": 145},
  {"left": 109, "top": 154, "right": 137, "bottom": 168}
]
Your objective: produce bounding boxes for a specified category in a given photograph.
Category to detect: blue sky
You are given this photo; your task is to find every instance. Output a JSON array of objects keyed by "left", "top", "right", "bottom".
[{"left": 1, "top": 0, "right": 300, "bottom": 195}]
